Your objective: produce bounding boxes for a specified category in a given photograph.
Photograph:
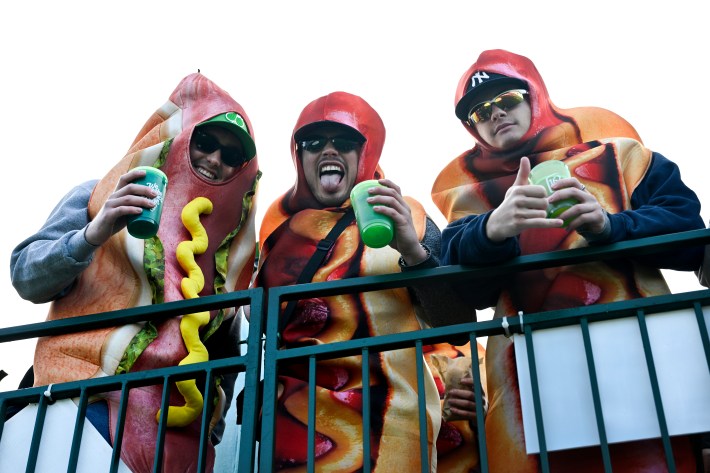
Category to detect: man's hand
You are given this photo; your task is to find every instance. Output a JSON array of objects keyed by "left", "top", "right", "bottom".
[
  {"left": 366, "top": 178, "right": 428, "bottom": 266},
  {"left": 85, "top": 169, "right": 158, "bottom": 246},
  {"left": 486, "top": 157, "right": 562, "bottom": 242},
  {"left": 447, "top": 375, "right": 487, "bottom": 426},
  {"left": 549, "top": 178, "right": 608, "bottom": 235}
]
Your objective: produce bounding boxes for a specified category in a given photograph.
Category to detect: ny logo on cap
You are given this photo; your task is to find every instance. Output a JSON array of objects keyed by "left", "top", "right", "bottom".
[{"left": 470, "top": 71, "right": 490, "bottom": 88}]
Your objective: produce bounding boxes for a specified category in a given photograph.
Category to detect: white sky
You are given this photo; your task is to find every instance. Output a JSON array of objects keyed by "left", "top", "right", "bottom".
[{"left": 1, "top": 1, "right": 708, "bottom": 391}]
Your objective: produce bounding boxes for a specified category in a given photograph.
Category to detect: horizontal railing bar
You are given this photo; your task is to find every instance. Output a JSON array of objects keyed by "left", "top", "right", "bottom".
[
  {"left": 4, "top": 280, "right": 707, "bottom": 416},
  {"left": 3, "top": 230, "right": 707, "bottom": 345},
  {"left": 507, "top": 288, "right": 710, "bottom": 331},
  {"left": 0, "top": 356, "right": 248, "bottom": 403},
  {"left": 0, "top": 288, "right": 259, "bottom": 344},
  {"left": 268, "top": 229, "right": 710, "bottom": 302},
  {"left": 272, "top": 290, "right": 710, "bottom": 362}
]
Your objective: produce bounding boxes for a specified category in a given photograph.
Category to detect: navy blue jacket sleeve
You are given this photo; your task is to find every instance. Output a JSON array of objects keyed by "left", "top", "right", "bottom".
[
  {"left": 604, "top": 152, "right": 704, "bottom": 270},
  {"left": 440, "top": 210, "right": 519, "bottom": 266},
  {"left": 440, "top": 211, "right": 519, "bottom": 309}
]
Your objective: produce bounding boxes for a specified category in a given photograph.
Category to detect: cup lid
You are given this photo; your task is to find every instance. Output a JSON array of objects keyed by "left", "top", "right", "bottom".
[
  {"left": 530, "top": 159, "right": 567, "bottom": 175},
  {"left": 361, "top": 222, "right": 393, "bottom": 248},
  {"left": 133, "top": 166, "right": 168, "bottom": 182},
  {"left": 350, "top": 179, "right": 381, "bottom": 200}
]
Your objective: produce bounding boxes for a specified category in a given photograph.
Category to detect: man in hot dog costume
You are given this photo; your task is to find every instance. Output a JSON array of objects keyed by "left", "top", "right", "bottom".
[
  {"left": 10, "top": 73, "right": 260, "bottom": 472},
  {"left": 432, "top": 49, "right": 704, "bottom": 472},
  {"left": 252, "top": 91, "right": 480, "bottom": 471}
]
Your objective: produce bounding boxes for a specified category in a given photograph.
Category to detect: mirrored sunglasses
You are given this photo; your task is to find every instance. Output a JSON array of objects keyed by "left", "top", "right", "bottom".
[
  {"left": 468, "top": 89, "right": 528, "bottom": 125},
  {"left": 193, "top": 130, "right": 247, "bottom": 168},
  {"left": 300, "top": 137, "right": 363, "bottom": 154}
]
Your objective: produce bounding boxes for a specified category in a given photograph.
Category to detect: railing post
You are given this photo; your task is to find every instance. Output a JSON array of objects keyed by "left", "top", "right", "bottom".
[
  {"left": 579, "top": 317, "right": 612, "bottom": 472},
  {"left": 636, "top": 310, "right": 676, "bottom": 473},
  {"left": 259, "top": 287, "right": 283, "bottom": 473},
  {"left": 237, "top": 288, "right": 266, "bottom": 473}
]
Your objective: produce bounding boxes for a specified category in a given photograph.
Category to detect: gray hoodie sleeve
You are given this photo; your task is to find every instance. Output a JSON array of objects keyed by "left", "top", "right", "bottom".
[{"left": 10, "top": 180, "right": 101, "bottom": 303}]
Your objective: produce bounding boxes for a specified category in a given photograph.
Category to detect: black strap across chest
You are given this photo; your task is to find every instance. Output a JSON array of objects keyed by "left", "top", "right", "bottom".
[{"left": 278, "top": 208, "right": 356, "bottom": 335}]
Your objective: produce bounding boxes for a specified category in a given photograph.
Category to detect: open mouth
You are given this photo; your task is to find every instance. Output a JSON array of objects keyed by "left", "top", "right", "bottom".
[{"left": 319, "top": 163, "right": 345, "bottom": 191}]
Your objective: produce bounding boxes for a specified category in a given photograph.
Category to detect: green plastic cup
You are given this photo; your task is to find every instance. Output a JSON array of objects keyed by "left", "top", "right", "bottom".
[
  {"left": 350, "top": 180, "right": 394, "bottom": 249},
  {"left": 127, "top": 166, "right": 168, "bottom": 239},
  {"left": 528, "top": 160, "right": 577, "bottom": 223}
]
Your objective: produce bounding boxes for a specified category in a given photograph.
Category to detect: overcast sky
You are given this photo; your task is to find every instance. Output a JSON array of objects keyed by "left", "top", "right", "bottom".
[{"left": 1, "top": 1, "right": 708, "bottom": 391}]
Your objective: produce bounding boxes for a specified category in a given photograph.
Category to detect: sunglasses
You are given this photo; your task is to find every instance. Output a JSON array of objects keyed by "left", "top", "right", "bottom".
[
  {"left": 193, "top": 130, "right": 247, "bottom": 168},
  {"left": 299, "top": 137, "right": 363, "bottom": 154},
  {"left": 468, "top": 89, "right": 528, "bottom": 125}
]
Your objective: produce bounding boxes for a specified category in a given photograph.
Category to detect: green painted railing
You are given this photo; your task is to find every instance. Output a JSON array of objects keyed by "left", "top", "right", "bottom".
[{"left": 2, "top": 228, "right": 710, "bottom": 472}]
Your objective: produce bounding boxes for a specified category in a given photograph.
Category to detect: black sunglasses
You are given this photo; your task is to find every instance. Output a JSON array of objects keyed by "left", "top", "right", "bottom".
[
  {"left": 193, "top": 130, "right": 247, "bottom": 168},
  {"left": 299, "top": 137, "right": 363, "bottom": 154}
]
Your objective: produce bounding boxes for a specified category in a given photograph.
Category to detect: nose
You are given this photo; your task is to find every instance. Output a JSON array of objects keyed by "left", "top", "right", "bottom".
[
  {"left": 204, "top": 150, "right": 222, "bottom": 166},
  {"left": 490, "top": 105, "right": 507, "bottom": 120},
  {"left": 321, "top": 140, "right": 338, "bottom": 155}
]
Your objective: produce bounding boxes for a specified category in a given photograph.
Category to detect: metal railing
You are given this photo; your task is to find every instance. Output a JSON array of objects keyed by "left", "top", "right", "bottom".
[{"left": 2, "top": 228, "right": 710, "bottom": 473}]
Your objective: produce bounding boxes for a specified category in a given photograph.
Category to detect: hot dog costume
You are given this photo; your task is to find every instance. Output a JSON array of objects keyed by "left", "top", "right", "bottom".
[
  {"left": 13, "top": 73, "right": 260, "bottom": 473},
  {"left": 432, "top": 50, "right": 703, "bottom": 472},
  {"left": 254, "top": 91, "right": 443, "bottom": 471}
]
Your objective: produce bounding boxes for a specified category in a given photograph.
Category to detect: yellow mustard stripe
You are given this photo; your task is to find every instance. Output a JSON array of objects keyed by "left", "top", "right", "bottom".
[{"left": 157, "top": 197, "right": 213, "bottom": 427}]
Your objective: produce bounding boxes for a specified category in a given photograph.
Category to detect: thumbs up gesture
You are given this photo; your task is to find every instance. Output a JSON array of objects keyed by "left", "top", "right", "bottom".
[{"left": 485, "top": 157, "right": 563, "bottom": 242}]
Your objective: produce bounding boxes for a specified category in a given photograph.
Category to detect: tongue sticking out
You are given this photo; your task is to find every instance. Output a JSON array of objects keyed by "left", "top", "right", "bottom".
[{"left": 320, "top": 172, "right": 343, "bottom": 192}]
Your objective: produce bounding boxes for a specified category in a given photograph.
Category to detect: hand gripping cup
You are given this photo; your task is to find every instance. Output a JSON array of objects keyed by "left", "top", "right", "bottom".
[
  {"left": 528, "top": 160, "right": 578, "bottom": 224},
  {"left": 127, "top": 166, "right": 168, "bottom": 239},
  {"left": 350, "top": 180, "right": 394, "bottom": 248}
]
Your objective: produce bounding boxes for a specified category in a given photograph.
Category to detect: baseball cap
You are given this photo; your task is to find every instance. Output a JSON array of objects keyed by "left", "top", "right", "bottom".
[
  {"left": 294, "top": 120, "right": 366, "bottom": 144},
  {"left": 198, "top": 112, "right": 256, "bottom": 159},
  {"left": 455, "top": 71, "right": 528, "bottom": 121}
]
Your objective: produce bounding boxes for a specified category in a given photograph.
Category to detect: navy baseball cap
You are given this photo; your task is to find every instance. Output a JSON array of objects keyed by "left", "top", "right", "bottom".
[{"left": 455, "top": 71, "right": 528, "bottom": 121}]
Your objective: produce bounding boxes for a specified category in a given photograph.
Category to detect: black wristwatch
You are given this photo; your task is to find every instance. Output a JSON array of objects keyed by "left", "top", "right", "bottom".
[{"left": 398, "top": 243, "right": 431, "bottom": 268}]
